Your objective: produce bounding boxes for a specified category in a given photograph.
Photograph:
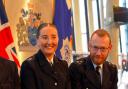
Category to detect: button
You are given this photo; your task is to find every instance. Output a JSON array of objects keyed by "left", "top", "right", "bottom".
[{"left": 54, "top": 82, "right": 57, "bottom": 86}]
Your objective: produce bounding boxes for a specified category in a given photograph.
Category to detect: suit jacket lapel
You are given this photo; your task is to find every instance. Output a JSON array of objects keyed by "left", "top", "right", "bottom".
[
  {"left": 102, "top": 62, "right": 112, "bottom": 89},
  {"left": 84, "top": 57, "right": 101, "bottom": 89}
]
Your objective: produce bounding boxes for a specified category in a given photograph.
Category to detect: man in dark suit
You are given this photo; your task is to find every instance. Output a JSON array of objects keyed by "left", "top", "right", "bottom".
[
  {"left": 20, "top": 23, "right": 71, "bottom": 89},
  {"left": 69, "top": 29, "right": 118, "bottom": 89},
  {"left": 0, "top": 57, "right": 20, "bottom": 89}
]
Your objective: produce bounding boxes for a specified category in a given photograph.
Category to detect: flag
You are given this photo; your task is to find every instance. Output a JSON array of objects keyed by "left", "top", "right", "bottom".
[
  {"left": 0, "top": 0, "right": 20, "bottom": 67},
  {"left": 53, "top": 0, "right": 73, "bottom": 64}
]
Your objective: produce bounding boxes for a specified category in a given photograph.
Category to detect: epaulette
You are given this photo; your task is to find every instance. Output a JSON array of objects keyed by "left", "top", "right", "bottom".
[
  {"left": 26, "top": 56, "right": 35, "bottom": 61},
  {"left": 27, "top": 57, "right": 33, "bottom": 61},
  {"left": 75, "top": 58, "right": 85, "bottom": 64},
  {"left": 108, "top": 61, "right": 117, "bottom": 69}
]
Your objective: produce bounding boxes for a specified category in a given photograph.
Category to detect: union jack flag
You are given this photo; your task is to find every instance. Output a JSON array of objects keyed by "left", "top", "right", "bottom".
[{"left": 0, "top": 0, "right": 20, "bottom": 67}]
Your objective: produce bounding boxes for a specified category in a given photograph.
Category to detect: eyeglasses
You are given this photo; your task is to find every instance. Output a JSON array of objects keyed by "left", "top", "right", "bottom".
[{"left": 91, "top": 45, "right": 109, "bottom": 52}]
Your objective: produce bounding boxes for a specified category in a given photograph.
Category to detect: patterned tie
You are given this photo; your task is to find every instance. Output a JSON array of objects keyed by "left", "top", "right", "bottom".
[{"left": 96, "top": 66, "right": 101, "bottom": 88}]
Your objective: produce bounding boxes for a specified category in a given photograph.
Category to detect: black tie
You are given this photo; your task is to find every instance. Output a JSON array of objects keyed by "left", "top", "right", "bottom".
[
  {"left": 96, "top": 66, "right": 101, "bottom": 88},
  {"left": 96, "top": 66, "right": 101, "bottom": 75}
]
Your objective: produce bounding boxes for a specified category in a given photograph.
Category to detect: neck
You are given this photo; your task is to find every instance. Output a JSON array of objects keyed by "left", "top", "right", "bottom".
[{"left": 46, "top": 54, "right": 54, "bottom": 61}]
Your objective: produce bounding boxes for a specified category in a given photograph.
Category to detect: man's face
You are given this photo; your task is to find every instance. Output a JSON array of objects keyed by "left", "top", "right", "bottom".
[
  {"left": 89, "top": 34, "right": 112, "bottom": 65},
  {"left": 37, "top": 26, "right": 59, "bottom": 57}
]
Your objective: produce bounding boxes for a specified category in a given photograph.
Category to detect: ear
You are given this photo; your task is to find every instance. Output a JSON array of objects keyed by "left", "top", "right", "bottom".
[{"left": 109, "top": 43, "right": 112, "bottom": 51}]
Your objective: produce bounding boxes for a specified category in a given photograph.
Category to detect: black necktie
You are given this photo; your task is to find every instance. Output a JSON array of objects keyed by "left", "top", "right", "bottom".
[
  {"left": 96, "top": 66, "right": 101, "bottom": 88},
  {"left": 96, "top": 66, "right": 101, "bottom": 75}
]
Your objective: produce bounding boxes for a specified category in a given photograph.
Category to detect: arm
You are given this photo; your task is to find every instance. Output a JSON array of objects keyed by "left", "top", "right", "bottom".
[{"left": 20, "top": 60, "right": 37, "bottom": 89}]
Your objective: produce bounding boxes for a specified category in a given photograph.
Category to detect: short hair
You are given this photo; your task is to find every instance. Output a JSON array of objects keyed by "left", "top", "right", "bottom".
[
  {"left": 91, "top": 29, "right": 111, "bottom": 44},
  {"left": 36, "top": 23, "right": 57, "bottom": 38}
]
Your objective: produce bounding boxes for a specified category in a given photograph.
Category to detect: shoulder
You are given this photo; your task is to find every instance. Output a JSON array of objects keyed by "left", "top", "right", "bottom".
[
  {"left": 21, "top": 55, "right": 36, "bottom": 71},
  {"left": 22, "top": 55, "right": 36, "bottom": 65},
  {"left": 0, "top": 57, "right": 16, "bottom": 67},
  {"left": 69, "top": 57, "right": 86, "bottom": 80},
  {"left": 22, "top": 50, "right": 43, "bottom": 65},
  {"left": 105, "top": 61, "right": 117, "bottom": 71},
  {"left": 70, "top": 57, "right": 86, "bottom": 66},
  {"left": 26, "top": 54, "right": 36, "bottom": 62},
  {"left": 106, "top": 61, "right": 117, "bottom": 68},
  {"left": 55, "top": 56, "right": 68, "bottom": 67},
  {"left": 76, "top": 57, "right": 86, "bottom": 64},
  {"left": 0, "top": 57, "right": 17, "bottom": 73},
  {"left": 69, "top": 57, "right": 86, "bottom": 71}
]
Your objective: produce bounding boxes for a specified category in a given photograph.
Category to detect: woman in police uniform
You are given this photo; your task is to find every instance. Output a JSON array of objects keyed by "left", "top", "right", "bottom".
[{"left": 20, "top": 23, "right": 71, "bottom": 89}]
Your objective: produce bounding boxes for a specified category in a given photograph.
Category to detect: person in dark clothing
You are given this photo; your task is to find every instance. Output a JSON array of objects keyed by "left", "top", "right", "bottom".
[
  {"left": 0, "top": 57, "right": 20, "bottom": 89},
  {"left": 20, "top": 23, "right": 71, "bottom": 89},
  {"left": 69, "top": 29, "right": 118, "bottom": 89}
]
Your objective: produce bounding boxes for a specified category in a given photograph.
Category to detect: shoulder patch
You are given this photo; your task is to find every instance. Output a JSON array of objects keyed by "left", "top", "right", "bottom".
[
  {"left": 108, "top": 62, "right": 117, "bottom": 68},
  {"left": 27, "top": 57, "right": 33, "bottom": 61},
  {"left": 26, "top": 55, "right": 35, "bottom": 61},
  {"left": 75, "top": 58, "right": 85, "bottom": 64}
]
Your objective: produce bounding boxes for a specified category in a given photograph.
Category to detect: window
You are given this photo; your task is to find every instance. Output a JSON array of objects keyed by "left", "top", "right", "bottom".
[
  {"left": 92, "top": 0, "right": 99, "bottom": 30},
  {"left": 78, "top": 0, "right": 88, "bottom": 53}
]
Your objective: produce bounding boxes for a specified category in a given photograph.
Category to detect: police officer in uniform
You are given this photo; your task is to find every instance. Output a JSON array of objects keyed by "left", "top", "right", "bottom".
[
  {"left": 20, "top": 23, "right": 71, "bottom": 89},
  {"left": 69, "top": 29, "right": 118, "bottom": 89}
]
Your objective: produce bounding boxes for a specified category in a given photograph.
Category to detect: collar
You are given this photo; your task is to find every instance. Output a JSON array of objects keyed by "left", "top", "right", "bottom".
[
  {"left": 36, "top": 50, "right": 55, "bottom": 66},
  {"left": 92, "top": 61, "right": 103, "bottom": 70},
  {"left": 47, "top": 57, "right": 54, "bottom": 64}
]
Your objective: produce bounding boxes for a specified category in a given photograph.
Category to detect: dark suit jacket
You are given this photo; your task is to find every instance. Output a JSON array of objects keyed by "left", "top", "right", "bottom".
[
  {"left": 0, "top": 57, "right": 20, "bottom": 89},
  {"left": 69, "top": 56, "right": 118, "bottom": 89},
  {"left": 20, "top": 50, "right": 71, "bottom": 89}
]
